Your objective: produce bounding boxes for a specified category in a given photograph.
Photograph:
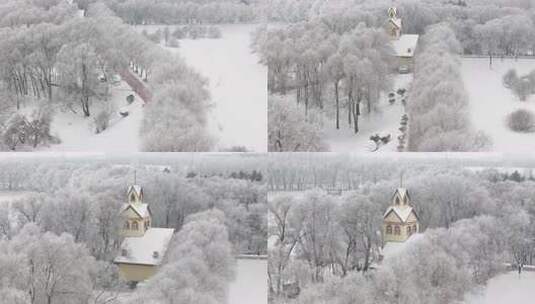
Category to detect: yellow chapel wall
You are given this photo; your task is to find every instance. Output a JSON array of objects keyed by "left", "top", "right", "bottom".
[
  {"left": 383, "top": 211, "right": 419, "bottom": 243},
  {"left": 117, "top": 263, "right": 158, "bottom": 282}
]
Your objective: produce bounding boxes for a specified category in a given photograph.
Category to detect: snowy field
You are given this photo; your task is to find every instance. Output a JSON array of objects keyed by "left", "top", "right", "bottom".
[
  {"left": 464, "top": 271, "right": 535, "bottom": 304},
  {"left": 324, "top": 74, "right": 412, "bottom": 152},
  {"left": 172, "top": 24, "right": 267, "bottom": 152},
  {"left": 136, "top": 24, "right": 268, "bottom": 152},
  {"left": 229, "top": 258, "right": 267, "bottom": 304},
  {"left": 461, "top": 57, "right": 535, "bottom": 152},
  {"left": 41, "top": 80, "right": 143, "bottom": 152}
]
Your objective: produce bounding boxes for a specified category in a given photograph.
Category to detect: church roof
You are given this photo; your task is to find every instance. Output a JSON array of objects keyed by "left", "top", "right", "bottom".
[
  {"left": 128, "top": 185, "right": 143, "bottom": 196},
  {"left": 384, "top": 205, "right": 416, "bottom": 222},
  {"left": 393, "top": 187, "right": 409, "bottom": 200},
  {"left": 121, "top": 203, "right": 150, "bottom": 218},
  {"left": 114, "top": 227, "right": 175, "bottom": 266},
  {"left": 389, "top": 17, "right": 402, "bottom": 29},
  {"left": 392, "top": 34, "right": 419, "bottom": 58}
]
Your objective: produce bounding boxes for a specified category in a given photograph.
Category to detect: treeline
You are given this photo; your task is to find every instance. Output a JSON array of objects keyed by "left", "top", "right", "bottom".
[
  {"left": 261, "top": 0, "right": 535, "bottom": 57},
  {"left": 0, "top": 163, "right": 267, "bottom": 256},
  {"left": 407, "top": 24, "right": 490, "bottom": 151},
  {"left": 186, "top": 169, "right": 263, "bottom": 181},
  {"left": 101, "top": 0, "right": 256, "bottom": 25}
]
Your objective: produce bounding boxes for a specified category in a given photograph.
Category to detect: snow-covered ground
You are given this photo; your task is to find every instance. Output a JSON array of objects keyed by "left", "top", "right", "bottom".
[
  {"left": 464, "top": 271, "right": 535, "bottom": 304},
  {"left": 324, "top": 74, "right": 412, "bottom": 152},
  {"left": 229, "top": 258, "right": 267, "bottom": 304},
  {"left": 42, "top": 80, "right": 143, "bottom": 152},
  {"left": 172, "top": 24, "right": 267, "bottom": 152},
  {"left": 461, "top": 57, "right": 535, "bottom": 152},
  {"left": 136, "top": 24, "right": 268, "bottom": 152}
]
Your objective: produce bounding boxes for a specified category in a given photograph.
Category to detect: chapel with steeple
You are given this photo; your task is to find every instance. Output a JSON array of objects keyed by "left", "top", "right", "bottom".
[
  {"left": 382, "top": 187, "right": 419, "bottom": 243},
  {"left": 114, "top": 180, "right": 175, "bottom": 284},
  {"left": 121, "top": 185, "right": 151, "bottom": 237},
  {"left": 386, "top": 7, "right": 402, "bottom": 39},
  {"left": 384, "top": 6, "right": 419, "bottom": 72}
]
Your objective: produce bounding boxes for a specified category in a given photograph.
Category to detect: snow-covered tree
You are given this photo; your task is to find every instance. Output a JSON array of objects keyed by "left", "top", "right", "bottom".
[{"left": 268, "top": 95, "right": 327, "bottom": 152}]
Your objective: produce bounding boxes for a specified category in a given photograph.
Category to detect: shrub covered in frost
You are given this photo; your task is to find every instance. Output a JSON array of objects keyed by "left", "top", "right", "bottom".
[
  {"left": 507, "top": 109, "right": 535, "bottom": 132},
  {"left": 93, "top": 109, "right": 111, "bottom": 134}
]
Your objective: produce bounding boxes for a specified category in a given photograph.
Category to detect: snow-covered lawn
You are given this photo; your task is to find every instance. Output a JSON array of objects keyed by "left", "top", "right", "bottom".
[
  {"left": 41, "top": 80, "right": 143, "bottom": 152},
  {"left": 229, "top": 258, "right": 267, "bottom": 304},
  {"left": 136, "top": 24, "right": 268, "bottom": 152},
  {"left": 461, "top": 57, "right": 535, "bottom": 152},
  {"left": 172, "top": 24, "right": 267, "bottom": 152},
  {"left": 324, "top": 74, "right": 412, "bottom": 152},
  {"left": 464, "top": 271, "right": 535, "bottom": 304}
]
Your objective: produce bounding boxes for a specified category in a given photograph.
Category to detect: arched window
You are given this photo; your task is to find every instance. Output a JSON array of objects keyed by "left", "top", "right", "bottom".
[
  {"left": 386, "top": 225, "right": 392, "bottom": 234},
  {"left": 407, "top": 226, "right": 411, "bottom": 235},
  {"left": 394, "top": 225, "right": 400, "bottom": 235},
  {"left": 124, "top": 221, "right": 130, "bottom": 229},
  {"left": 413, "top": 224, "right": 417, "bottom": 233},
  {"left": 132, "top": 221, "right": 139, "bottom": 230},
  {"left": 395, "top": 197, "right": 400, "bottom": 205}
]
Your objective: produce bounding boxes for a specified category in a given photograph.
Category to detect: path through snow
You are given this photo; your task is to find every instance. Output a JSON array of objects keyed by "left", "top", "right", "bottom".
[{"left": 324, "top": 74, "right": 412, "bottom": 152}]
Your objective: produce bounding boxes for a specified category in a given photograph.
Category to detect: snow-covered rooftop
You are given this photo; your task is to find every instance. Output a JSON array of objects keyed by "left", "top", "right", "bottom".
[
  {"left": 394, "top": 187, "right": 408, "bottom": 200},
  {"left": 384, "top": 205, "right": 415, "bottom": 222},
  {"left": 392, "top": 34, "right": 419, "bottom": 58},
  {"left": 121, "top": 203, "right": 150, "bottom": 218},
  {"left": 389, "top": 17, "right": 401, "bottom": 29},
  {"left": 115, "top": 228, "right": 175, "bottom": 266},
  {"left": 128, "top": 185, "right": 142, "bottom": 196}
]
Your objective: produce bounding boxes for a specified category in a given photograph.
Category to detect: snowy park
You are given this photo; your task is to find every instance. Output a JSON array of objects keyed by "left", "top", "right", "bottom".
[
  {"left": 259, "top": 0, "right": 535, "bottom": 153},
  {"left": 136, "top": 24, "right": 268, "bottom": 152},
  {"left": 0, "top": 1, "right": 267, "bottom": 152},
  {"left": 462, "top": 57, "right": 535, "bottom": 153},
  {"left": 0, "top": 153, "right": 267, "bottom": 304},
  {"left": 268, "top": 153, "right": 535, "bottom": 304}
]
